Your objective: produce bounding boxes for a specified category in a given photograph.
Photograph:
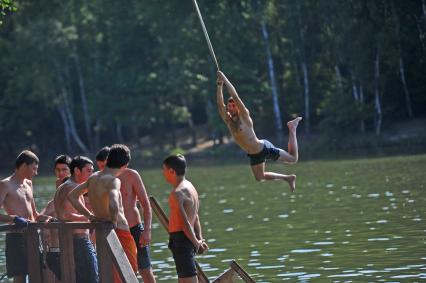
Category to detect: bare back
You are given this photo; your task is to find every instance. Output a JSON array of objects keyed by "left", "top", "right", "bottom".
[
  {"left": 169, "top": 179, "right": 199, "bottom": 233},
  {"left": 0, "top": 176, "right": 36, "bottom": 221},
  {"left": 87, "top": 172, "right": 129, "bottom": 231},
  {"left": 118, "top": 168, "right": 148, "bottom": 228}
]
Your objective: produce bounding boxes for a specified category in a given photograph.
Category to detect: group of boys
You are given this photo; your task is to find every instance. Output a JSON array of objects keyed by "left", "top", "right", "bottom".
[
  {"left": 0, "top": 71, "right": 302, "bottom": 283},
  {"left": 0, "top": 145, "right": 207, "bottom": 283}
]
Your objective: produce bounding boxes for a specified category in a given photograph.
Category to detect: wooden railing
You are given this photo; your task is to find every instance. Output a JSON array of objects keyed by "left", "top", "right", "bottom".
[{"left": 0, "top": 222, "right": 138, "bottom": 283}]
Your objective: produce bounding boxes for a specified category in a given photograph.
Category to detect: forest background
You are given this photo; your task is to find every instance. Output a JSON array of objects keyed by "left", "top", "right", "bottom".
[{"left": 1, "top": 0, "right": 425, "bottom": 171}]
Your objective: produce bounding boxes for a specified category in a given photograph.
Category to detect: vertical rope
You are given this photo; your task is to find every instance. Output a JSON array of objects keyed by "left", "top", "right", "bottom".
[{"left": 191, "top": 0, "right": 220, "bottom": 70}]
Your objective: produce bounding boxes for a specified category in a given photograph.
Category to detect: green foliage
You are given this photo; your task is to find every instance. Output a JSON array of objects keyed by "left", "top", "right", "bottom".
[{"left": 0, "top": 0, "right": 425, "bottom": 160}]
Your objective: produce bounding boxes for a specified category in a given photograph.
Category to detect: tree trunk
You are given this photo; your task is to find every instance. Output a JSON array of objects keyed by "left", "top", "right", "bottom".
[
  {"left": 423, "top": 0, "right": 426, "bottom": 29},
  {"left": 392, "top": 4, "right": 414, "bottom": 118},
  {"left": 335, "top": 65, "right": 343, "bottom": 96},
  {"left": 181, "top": 97, "right": 197, "bottom": 147},
  {"left": 73, "top": 45, "right": 93, "bottom": 152},
  {"left": 351, "top": 73, "right": 359, "bottom": 101},
  {"left": 116, "top": 121, "right": 124, "bottom": 144},
  {"left": 359, "top": 84, "right": 365, "bottom": 135},
  {"left": 297, "top": 1, "right": 310, "bottom": 135},
  {"left": 260, "top": 19, "right": 284, "bottom": 143},
  {"left": 57, "top": 104, "right": 72, "bottom": 153},
  {"left": 374, "top": 51, "right": 382, "bottom": 136}
]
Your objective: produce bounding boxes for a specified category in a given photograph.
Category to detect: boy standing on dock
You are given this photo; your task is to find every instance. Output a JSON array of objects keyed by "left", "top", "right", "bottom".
[
  {"left": 68, "top": 144, "right": 138, "bottom": 282},
  {"left": 162, "top": 154, "right": 208, "bottom": 282},
  {"left": 0, "top": 150, "right": 51, "bottom": 283},
  {"left": 54, "top": 155, "right": 98, "bottom": 283}
]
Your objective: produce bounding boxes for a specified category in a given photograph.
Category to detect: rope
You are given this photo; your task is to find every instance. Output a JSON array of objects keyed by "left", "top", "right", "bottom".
[{"left": 191, "top": 0, "right": 220, "bottom": 70}]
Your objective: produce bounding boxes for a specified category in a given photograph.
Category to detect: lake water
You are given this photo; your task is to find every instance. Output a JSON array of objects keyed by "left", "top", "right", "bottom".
[{"left": 0, "top": 154, "right": 425, "bottom": 282}]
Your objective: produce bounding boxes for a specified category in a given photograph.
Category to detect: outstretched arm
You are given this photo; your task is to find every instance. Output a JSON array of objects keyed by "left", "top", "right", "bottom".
[
  {"left": 216, "top": 74, "right": 227, "bottom": 120},
  {"left": 217, "top": 71, "right": 249, "bottom": 116}
]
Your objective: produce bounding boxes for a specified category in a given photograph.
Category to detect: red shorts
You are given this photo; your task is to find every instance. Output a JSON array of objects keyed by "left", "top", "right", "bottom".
[{"left": 113, "top": 229, "right": 138, "bottom": 282}]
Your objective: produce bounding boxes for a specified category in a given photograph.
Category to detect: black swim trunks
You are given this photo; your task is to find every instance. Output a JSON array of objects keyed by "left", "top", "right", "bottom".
[
  {"left": 6, "top": 233, "right": 28, "bottom": 278},
  {"left": 247, "top": 139, "right": 281, "bottom": 166},
  {"left": 168, "top": 231, "right": 197, "bottom": 278},
  {"left": 130, "top": 223, "right": 152, "bottom": 270},
  {"left": 46, "top": 249, "right": 61, "bottom": 280}
]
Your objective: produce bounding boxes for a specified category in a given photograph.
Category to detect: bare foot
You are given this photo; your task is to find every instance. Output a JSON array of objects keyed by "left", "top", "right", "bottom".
[
  {"left": 287, "top": 117, "right": 303, "bottom": 131},
  {"left": 287, "top": 174, "right": 296, "bottom": 192}
]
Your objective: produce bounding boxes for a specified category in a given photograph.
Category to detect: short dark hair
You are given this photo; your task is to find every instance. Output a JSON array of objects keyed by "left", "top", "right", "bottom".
[
  {"left": 15, "top": 150, "right": 39, "bottom": 169},
  {"left": 54, "top": 154, "right": 71, "bottom": 167},
  {"left": 163, "top": 154, "right": 186, "bottom": 176},
  {"left": 106, "top": 144, "right": 130, "bottom": 169},
  {"left": 95, "top": 146, "right": 110, "bottom": 162},
  {"left": 70, "top": 156, "right": 93, "bottom": 175}
]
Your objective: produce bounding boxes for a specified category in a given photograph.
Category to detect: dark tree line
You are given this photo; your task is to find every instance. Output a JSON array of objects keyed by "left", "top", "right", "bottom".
[{"left": 0, "top": 0, "right": 425, "bottom": 164}]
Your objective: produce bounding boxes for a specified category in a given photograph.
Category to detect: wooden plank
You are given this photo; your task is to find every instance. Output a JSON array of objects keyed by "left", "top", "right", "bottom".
[
  {"left": 26, "top": 227, "right": 42, "bottom": 283},
  {"left": 105, "top": 229, "right": 138, "bottom": 283},
  {"left": 230, "top": 260, "right": 256, "bottom": 283},
  {"left": 149, "top": 196, "right": 210, "bottom": 283},
  {"left": 212, "top": 268, "right": 238, "bottom": 283},
  {"left": 96, "top": 225, "right": 113, "bottom": 283},
  {"left": 59, "top": 226, "right": 76, "bottom": 283}
]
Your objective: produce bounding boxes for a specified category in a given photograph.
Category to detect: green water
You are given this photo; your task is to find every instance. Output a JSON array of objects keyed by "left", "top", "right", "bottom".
[{"left": 1, "top": 154, "right": 425, "bottom": 282}]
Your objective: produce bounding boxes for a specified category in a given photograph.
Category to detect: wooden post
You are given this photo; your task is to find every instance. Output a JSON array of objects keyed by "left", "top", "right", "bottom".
[
  {"left": 212, "top": 268, "right": 238, "bottom": 283},
  {"left": 105, "top": 229, "right": 138, "bottom": 283},
  {"left": 26, "top": 227, "right": 42, "bottom": 283},
  {"left": 59, "top": 226, "right": 76, "bottom": 283},
  {"left": 96, "top": 224, "right": 114, "bottom": 283},
  {"left": 149, "top": 196, "right": 210, "bottom": 283},
  {"left": 230, "top": 260, "right": 256, "bottom": 283}
]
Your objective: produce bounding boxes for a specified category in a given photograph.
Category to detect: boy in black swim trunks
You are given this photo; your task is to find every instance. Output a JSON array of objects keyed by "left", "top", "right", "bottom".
[
  {"left": 163, "top": 154, "right": 208, "bottom": 282},
  {"left": 217, "top": 71, "right": 302, "bottom": 192}
]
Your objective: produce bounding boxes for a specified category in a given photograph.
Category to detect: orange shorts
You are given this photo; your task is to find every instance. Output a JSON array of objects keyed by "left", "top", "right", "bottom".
[{"left": 113, "top": 228, "right": 138, "bottom": 283}]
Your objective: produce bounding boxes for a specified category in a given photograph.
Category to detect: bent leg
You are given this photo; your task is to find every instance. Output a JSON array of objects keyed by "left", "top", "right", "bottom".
[
  {"left": 251, "top": 163, "right": 296, "bottom": 192},
  {"left": 278, "top": 117, "right": 302, "bottom": 164}
]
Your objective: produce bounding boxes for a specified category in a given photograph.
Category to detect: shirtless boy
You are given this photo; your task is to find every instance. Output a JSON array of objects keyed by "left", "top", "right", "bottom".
[
  {"left": 95, "top": 146, "right": 110, "bottom": 171},
  {"left": 163, "top": 154, "right": 208, "bottom": 282},
  {"left": 0, "top": 150, "right": 50, "bottom": 283},
  {"left": 118, "top": 168, "right": 156, "bottom": 282},
  {"left": 41, "top": 154, "right": 71, "bottom": 281},
  {"left": 216, "top": 71, "right": 302, "bottom": 192},
  {"left": 68, "top": 144, "right": 138, "bottom": 282},
  {"left": 54, "top": 155, "right": 98, "bottom": 283}
]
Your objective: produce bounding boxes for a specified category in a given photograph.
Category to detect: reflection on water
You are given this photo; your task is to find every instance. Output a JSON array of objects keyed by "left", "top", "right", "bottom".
[{"left": 0, "top": 155, "right": 425, "bottom": 282}]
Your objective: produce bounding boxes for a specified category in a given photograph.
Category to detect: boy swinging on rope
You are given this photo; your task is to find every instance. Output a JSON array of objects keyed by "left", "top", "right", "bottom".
[{"left": 216, "top": 71, "right": 302, "bottom": 192}]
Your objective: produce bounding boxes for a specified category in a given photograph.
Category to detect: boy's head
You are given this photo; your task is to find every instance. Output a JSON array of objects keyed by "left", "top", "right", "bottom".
[
  {"left": 106, "top": 144, "right": 130, "bottom": 169},
  {"left": 15, "top": 150, "right": 39, "bottom": 179},
  {"left": 54, "top": 154, "right": 71, "bottom": 181},
  {"left": 162, "top": 154, "right": 186, "bottom": 183},
  {"left": 69, "top": 156, "right": 94, "bottom": 183},
  {"left": 95, "top": 146, "right": 110, "bottom": 171},
  {"left": 226, "top": 97, "right": 239, "bottom": 117}
]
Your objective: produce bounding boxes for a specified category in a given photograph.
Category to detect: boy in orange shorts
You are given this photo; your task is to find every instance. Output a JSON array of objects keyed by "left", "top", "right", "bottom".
[{"left": 69, "top": 144, "right": 138, "bottom": 282}]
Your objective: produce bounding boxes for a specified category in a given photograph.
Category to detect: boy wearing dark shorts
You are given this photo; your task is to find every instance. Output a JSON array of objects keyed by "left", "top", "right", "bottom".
[{"left": 162, "top": 154, "right": 208, "bottom": 282}]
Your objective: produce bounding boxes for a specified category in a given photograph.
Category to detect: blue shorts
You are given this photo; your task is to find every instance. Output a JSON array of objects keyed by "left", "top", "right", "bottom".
[
  {"left": 6, "top": 233, "right": 28, "bottom": 278},
  {"left": 168, "top": 231, "right": 197, "bottom": 278},
  {"left": 130, "top": 223, "right": 152, "bottom": 270},
  {"left": 247, "top": 139, "right": 281, "bottom": 166},
  {"left": 73, "top": 235, "right": 99, "bottom": 283}
]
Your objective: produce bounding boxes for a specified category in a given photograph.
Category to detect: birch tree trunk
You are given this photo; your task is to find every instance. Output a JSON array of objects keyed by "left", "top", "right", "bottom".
[
  {"left": 374, "top": 51, "right": 382, "bottom": 136},
  {"left": 359, "top": 84, "right": 365, "bottom": 134},
  {"left": 260, "top": 19, "right": 284, "bottom": 143},
  {"left": 73, "top": 45, "right": 93, "bottom": 151},
  {"left": 57, "top": 104, "right": 72, "bottom": 153},
  {"left": 335, "top": 65, "right": 343, "bottom": 96},
  {"left": 297, "top": 1, "right": 310, "bottom": 135},
  {"left": 392, "top": 5, "right": 413, "bottom": 118}
]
